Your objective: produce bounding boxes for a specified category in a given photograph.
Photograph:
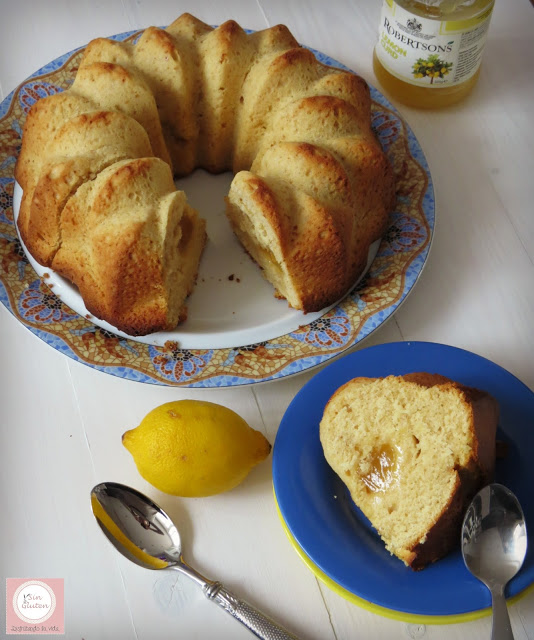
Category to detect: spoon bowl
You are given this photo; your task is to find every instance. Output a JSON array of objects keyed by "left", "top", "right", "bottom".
[
  {"left": 91, "top": 483, "right": 180, "bottom": 569},
  {"left": 461, "top": 483, "right": 527, "bottom": 640},
  {"left": 91, "top": 482, "right": 299, "bottom": 640}
]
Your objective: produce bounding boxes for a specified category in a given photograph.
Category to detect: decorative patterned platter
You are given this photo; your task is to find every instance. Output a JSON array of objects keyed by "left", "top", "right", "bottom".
[
  {"left": 0, "top": 30, "right": 434, "bottom": 387},
  {"left": 273, "top": 342, "right": 534, "bottom": 623}
]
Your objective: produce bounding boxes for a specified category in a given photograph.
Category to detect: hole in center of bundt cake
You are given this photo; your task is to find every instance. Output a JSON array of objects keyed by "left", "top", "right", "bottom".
[{"left": 175, "top": 169, "right": 234, "bottom": 216}]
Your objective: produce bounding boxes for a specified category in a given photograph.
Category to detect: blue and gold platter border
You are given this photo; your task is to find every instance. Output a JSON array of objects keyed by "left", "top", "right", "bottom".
[{"left": 0, "top": 30, "right": 434, "bottom": 387}]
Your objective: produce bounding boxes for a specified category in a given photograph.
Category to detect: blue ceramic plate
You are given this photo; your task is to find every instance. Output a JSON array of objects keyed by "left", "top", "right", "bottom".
[{"left": 273, "top": 341, "right": 534, "bottom": 621}]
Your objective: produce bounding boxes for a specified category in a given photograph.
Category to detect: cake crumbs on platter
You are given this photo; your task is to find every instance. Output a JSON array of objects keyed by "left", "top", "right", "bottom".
[{"left": 163, "top": 340, "right": 180, "bottom": 353}]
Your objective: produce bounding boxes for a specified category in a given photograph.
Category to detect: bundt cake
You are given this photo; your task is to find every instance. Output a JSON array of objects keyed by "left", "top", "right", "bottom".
[
  {"left": 319, "top": 373, "right": 499, "bottom": 570},
  {"left": 15, "top": 13, "right": 395, "bottom": 336}
]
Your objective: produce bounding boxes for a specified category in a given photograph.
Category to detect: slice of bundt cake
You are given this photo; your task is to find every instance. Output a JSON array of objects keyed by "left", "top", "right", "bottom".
[
  {"left": 16, "top": 13, "right": 395, "bottom": 335},
  {"left": 136, "top": 26, "right": 199, "bottom": 175},
  {"left": 71, "top": 61, "right": 172, "bottom": 170},
  {"left": 164, "top": 14, "right": 212, "bottom": 175},
  {"left": 51, "top": 157, "right": 206, "bottom": 336},
  {"left": 18, "top": 110, "right": 154, "bottom": 266},
  {"left": 15, "top": 92, "right": 95, "bottom": 192},
  {"left": 79, "top": 26, "right": 198, "bottom": 177},
  {"left": 196, "top": 20, "right": 256, "bottom": 172},
  {"left": 320, "top": 373, "right": 499, "bottom": 570},
  {"left": 227, "top": 53, "right": 393, "bottom": 312},
  {"left": 226, "top": 149, "right": 357, "bottom": 312}
]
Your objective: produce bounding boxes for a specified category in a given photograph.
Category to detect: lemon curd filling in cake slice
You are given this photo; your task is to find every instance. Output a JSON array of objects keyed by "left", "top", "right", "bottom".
[{"left": 320, "top": 374, "right": 499, "bottom": 570}]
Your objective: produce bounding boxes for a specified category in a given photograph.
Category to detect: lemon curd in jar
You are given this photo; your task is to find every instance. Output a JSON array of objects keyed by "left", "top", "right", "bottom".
[{"left": 374, "top": 0, "right": 495, "bottom": 108}]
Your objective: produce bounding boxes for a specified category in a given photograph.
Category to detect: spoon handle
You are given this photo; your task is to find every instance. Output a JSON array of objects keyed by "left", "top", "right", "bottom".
[
  {"left": 490, "top": 585, "right": 514, "bottom": 640},
  {"left": 204, "top": 581, "right": 300, "bottom": 640}
]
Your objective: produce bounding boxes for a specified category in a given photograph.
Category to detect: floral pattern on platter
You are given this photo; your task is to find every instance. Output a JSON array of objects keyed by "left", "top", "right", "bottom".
[
  {"left": 0, "top": 31, "right": 434, "bottom": 387},
  {"left": 19, "top": 279, "right": 79, "bottom": 324},
  {"left": 291, "top": 313, "right": 351, "bottom": 349},
  {"left": 0, "top": 231, "right": 28, "bottom": 281},
  {"left": 149, "top": 342, "right": 214, "bottom": 384},
  {"left": 0, "top": 178, "right": 14, "bottom": 220},
  {"left": 381, "top": 211, "right": 427, "bottom": 256},
  {"left": 18, "top": 81, "right": 64, "bottom": 114},
  {"left": 371, "top": 111, "right": 400, "bottom": 153},
  {"left": 70, "top": 326, "right": 140, "bottom": 360},
  {"left": 223, "top": 341, "right": 290, "bottom": 366}
]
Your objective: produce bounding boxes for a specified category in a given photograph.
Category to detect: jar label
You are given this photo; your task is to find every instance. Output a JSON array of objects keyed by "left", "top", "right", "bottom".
[{"left": 375, "top": 0, "right": 493, "bottom": 87}]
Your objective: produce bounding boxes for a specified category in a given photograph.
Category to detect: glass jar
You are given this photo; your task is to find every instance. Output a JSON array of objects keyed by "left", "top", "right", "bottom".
[{"left": 373, "top": 0, "right": 495, "bottom": 108}]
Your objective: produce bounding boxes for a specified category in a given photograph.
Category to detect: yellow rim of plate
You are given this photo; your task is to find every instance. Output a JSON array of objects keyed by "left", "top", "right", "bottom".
[{"left": 273, "top": 490, "right": 533, "bottom": 625}]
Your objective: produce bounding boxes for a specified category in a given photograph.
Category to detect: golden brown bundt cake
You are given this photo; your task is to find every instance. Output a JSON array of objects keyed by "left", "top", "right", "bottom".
[
  {"left": 16, "top": 13, "right": 395, "bottom": 335},
  {"left": 320, "top": 374, "right": 499, "bottom": 570}
]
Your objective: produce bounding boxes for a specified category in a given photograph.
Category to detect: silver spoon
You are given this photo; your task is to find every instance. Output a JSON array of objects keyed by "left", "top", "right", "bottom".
[
  {"left": 461, "top": 483, "right": 528, "bottom": 640},
  {"left": 91, "top": 482, "right": 299, "bottom": 640}
]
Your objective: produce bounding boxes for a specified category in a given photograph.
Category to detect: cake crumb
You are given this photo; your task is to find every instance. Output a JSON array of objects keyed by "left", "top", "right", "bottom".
[{"left": 163, "top": 340, "right": 180, "bottom": 352}]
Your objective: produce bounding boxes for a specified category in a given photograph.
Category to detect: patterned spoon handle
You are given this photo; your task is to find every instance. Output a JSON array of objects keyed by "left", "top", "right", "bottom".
[{"left": 204, "top": 581, "right": 300, "bottom": 640}]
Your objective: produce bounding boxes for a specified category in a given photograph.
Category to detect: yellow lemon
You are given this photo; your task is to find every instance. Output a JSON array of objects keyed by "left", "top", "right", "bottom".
[{"left": 122, "top": 400, "right": 271, "bottom": 497}]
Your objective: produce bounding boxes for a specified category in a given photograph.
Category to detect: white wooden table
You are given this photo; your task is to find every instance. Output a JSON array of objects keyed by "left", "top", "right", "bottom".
[{"left": 1, "top": 1, "right": 533, "bottom": 638}]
